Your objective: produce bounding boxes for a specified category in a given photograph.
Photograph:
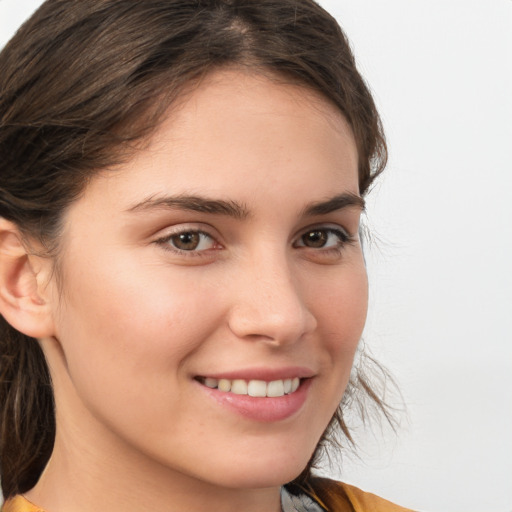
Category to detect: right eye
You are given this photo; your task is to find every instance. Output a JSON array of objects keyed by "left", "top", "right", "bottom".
[{"left": 156, "top": 229, "right": 218, "bottom": 253}]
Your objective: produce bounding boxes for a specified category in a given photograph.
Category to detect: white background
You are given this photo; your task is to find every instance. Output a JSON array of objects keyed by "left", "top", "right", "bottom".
[{"left": 1, "top": 2, "right": 511, "bottom": 511}]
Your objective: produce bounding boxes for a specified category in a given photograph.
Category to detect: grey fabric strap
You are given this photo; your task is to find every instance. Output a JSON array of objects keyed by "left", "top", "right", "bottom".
[{"left": 281, "top": 485, "right": 326, "bottom": 512}]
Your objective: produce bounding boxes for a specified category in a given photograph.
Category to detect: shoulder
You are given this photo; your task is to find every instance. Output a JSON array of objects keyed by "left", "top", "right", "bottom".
[
  {"left": 1, "top": 496, "right": 45, "bottom": 512},
  {"left": 302, "top": 476, "right": 416, "bottom": 512}
]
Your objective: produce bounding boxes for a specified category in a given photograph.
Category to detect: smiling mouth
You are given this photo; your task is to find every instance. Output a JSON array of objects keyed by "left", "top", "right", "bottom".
[{"left": 196, "top": 377, "right": 302, "bottom": 398}]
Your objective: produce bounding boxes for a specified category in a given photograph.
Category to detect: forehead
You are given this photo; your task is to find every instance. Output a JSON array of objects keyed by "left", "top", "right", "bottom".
[
  {"left": 162, "top": 68, "right": 356, "bottom": 157},
  {"left": 78, "top": 69, "right": 359, "bottom": 214}
]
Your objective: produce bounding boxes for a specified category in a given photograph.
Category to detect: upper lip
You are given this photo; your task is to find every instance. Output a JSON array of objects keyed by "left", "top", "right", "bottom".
[{"left": 195, "top": 366, "right": 316, "bottom": 381}]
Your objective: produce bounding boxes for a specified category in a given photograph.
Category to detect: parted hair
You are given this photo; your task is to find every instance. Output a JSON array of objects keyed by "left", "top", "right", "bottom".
[{"left": 0, "top": 0, "right": 389, "bottom": 499}]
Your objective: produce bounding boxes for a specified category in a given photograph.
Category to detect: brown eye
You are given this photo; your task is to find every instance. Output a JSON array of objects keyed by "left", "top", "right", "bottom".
[
  {"left": 295, "top": 227, "right": 350, "bottom": 250},
  {"left": 171, "top": 232, "right": 200, "bottom": 250},
  {"left": 165, "top": 231, "right": 216, "bottom": 252},
  {"left": 301, "top": 230, "right": 328, "bottom": 248}
]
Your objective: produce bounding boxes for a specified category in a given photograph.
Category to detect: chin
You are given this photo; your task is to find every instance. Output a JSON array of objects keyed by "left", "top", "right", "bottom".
[{"left": 204, "top": 449, "right": 313, "bottom": 490}]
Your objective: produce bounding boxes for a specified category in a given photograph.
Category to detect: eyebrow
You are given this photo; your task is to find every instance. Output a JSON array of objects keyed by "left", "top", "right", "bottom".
[
  {"left": 126, "top": 194, "right": 250, "bottom": 219},
  {"left": 126, "top": 192, "right": 364, "bottom": 219},
  {"left": 302, "top": 192, "right": 365, "bottom": 216}
]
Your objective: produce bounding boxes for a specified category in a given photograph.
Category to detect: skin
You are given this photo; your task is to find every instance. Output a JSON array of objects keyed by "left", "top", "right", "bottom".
[{"left": 22, "top": 70, "right": 368, "bottom": 512}]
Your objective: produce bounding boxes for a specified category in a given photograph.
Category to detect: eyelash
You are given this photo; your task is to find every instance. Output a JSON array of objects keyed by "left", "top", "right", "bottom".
[
  {"left": 154, "top": 226, "right": 355, "bottom": 258},
  {"left": 155, "top": 229, "right": 219, "bottom": 257},
  {"left": 293, "top": 227, "right": 355, "bottom": 254}
]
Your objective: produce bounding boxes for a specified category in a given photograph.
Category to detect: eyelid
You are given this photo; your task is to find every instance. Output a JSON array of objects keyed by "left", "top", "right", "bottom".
[
  {"left": 153, "top": 224, "right": 223, "bottom": 255},
  {"left": 294, "top": 224, "right": 353, "bottom": 245},
  {"left": 151, "top": 222, "right": 356, "bottom": 260}
]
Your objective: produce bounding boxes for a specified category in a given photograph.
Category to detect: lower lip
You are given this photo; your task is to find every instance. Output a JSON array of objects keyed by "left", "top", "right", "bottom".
[{"left": 197, "top": 379, "right": 312, "bottom": 422}]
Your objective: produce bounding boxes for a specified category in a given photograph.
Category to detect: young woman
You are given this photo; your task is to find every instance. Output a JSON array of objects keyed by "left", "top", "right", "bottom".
[{"left": 0, "top": 1, "right": 412, "bottom": 511}]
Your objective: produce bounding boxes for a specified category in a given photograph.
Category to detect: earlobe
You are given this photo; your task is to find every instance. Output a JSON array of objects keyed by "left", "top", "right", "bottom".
[{"left": 0, "top": 219, "right": 55, "bottom": 339}]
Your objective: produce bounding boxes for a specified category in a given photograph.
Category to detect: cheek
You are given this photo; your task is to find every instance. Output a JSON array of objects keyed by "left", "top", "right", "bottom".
[
  {"left": 52, "top": 254, "right": 221, "bottom": 406},
  {"left": 310, "top": 260, "right": 368, "bottom": 397},
  {"left": 313, "top": 260, "right": 368, "bottom": 346}
]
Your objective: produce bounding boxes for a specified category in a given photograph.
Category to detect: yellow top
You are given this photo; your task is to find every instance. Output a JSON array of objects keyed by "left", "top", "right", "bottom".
[
  {"left": 2, "top": 478, "right": 415, "bottom": 512},
  {"left": 2, "top": 496, "right": 41, "bottom": 512},
  {"left": 307, "top": 477, "right": 415, "bottom": 511}
]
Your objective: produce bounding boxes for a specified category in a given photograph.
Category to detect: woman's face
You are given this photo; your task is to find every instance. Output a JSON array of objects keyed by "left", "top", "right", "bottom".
[{"left": 43, "top": 70, "right": 367, "bottom": 490}]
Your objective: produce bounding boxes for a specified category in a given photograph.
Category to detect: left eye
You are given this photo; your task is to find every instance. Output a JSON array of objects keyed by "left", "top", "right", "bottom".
[
  {"left": 295, "top": 228, "right": 349, "bottom": 249},
  {"left": 165, "top": 231, "right": 216, "bottom": 252}
]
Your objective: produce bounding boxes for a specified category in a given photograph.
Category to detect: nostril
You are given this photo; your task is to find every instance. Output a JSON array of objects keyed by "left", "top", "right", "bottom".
[{"left": 227, "top": 302, "right": 317, "bottom": 346}]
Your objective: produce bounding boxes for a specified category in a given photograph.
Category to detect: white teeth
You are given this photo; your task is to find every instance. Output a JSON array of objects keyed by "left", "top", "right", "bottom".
[
  {"left": 230, "top": 379, "right": 248, "bottom": 395},
  {"left": 218, "top": 379, "right": 231, "bottom": 392},
  {"left": 204, "top": 378, "right": 218, "bottom": 389},
  {"left": 267, "top": 379, "right": 285, "bottom": 397},
  {"left": 248, "top": 380, "right": 267, "bottom": 397},
  {"left": 200, "top": 377, "right": 302, "bottom": 397}
]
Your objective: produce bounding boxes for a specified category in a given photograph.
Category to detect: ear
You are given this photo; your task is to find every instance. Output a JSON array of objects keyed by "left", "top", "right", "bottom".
[{"left": 0, "top": 218, "right": 55, "bottom": 339}]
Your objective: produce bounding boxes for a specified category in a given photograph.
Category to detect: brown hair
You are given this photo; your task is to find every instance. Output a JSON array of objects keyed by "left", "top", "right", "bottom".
[{"left": 0, "top": 0, "right": 388, "bottom": 499}]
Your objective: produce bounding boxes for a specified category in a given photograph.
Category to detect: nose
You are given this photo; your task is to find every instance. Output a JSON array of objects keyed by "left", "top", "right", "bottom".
[{"left": 227, "top": 252, "right": 317, "bottom": 346}]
